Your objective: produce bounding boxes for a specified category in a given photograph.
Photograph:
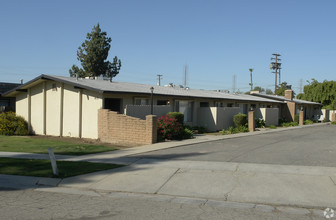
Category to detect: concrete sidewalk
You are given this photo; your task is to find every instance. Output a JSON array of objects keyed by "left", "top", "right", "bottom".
[{"left": 51, "top": 159, "right": 336, "bottom": 209}]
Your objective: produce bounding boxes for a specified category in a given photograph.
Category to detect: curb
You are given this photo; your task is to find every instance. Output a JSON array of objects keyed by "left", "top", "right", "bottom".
[
  {"left": 36, "top": 187, "right": 331, "bottom": 218},
  {"left": 0, "top": 174, "right": 61, "bottom": 189}
]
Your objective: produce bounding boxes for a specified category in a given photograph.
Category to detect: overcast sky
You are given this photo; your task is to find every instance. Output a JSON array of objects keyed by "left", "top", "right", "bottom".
[{"left": 1, "top": 0, "right": 335, "bottom": 93}]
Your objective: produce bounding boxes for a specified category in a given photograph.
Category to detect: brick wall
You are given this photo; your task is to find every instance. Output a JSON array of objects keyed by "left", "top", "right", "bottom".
[
  {"left": 98, "top": 109, "right": 157, "bottom": 146},
  {"left": 286, "top": 101, "right": 296, "bottom": 122}
]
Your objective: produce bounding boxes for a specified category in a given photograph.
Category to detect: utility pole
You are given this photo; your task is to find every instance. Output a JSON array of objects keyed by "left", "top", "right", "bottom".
[
  {"left": 249, "top": 68, "right": 253, "bottom": 91},
  {"left": 184, "top": 64, "right": 187, "bottom": 88},
  {"left": 157, "top": 74, "right": 162, "bottom": 86},
  {"left": 270, "top": 54, "right": 281, "bottom": 94},
  {"left": 278, "top": 64, "right": 281, "bottom": 85},
  {"left": 232, "top": 74, "right": 236, "bottom": 93},
  {"left": 299, "top": 78, "right": 303, "bottom": 93}
]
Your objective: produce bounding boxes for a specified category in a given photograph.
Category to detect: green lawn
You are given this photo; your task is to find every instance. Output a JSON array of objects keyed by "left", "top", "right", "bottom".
[
  {"left": 0, "top": 157, "right": 123, "bottom": 178},
  {"left": 0, "top": 135, "right": 119, "bottom": 155}
]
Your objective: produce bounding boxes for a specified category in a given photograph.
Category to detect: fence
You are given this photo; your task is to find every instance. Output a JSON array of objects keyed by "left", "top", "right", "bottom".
[
  {"left": 255, "top": 108, "right": 279, "bottom": 126},
  {"left": 197, "top": 107, "right": 240, "bottom": 131},
  {"left": 98, "top": 109, "right": 157, "bottom": 146}
]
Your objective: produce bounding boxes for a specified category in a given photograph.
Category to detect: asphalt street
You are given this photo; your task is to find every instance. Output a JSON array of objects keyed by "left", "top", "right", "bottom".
[
  {"left": 133, "top": 124, "right": 336, "bottom": 167},
  {"left": 0, "top": 188, "right": 326, "bottom": 220}
]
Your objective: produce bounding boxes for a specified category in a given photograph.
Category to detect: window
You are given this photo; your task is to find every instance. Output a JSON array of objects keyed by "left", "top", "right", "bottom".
[
  {"left": 215, "top": 102, "right": 224, "bottom": 107},
  {"left": 157, "top": 100, "right": 169, "bottom": 105},
  {"left": 134, "top": 98, "right": 149, "bottom": 105},
  {"left": 200, "top": 102, "right": 209, "bottom": 107},
  {"left": 227, "top": 103, "right": 233, "bottom": 107}
]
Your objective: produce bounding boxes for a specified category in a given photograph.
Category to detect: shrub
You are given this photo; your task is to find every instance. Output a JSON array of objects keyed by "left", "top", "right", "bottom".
[
  {"left": 221, "top": 126, "right": 236, "bottom": 135},
  {"left": 255, "top": 118, "right": 265, "bottom": 128},
  {"left": 294, "top": 114, "right": 300, "bottom": 123},
  {"left": 237, "top": 125, "right": 249, "bottom": 132},
  {"left": 268, "top": 125, "right": 277, "bottom": 129},
  {"left": 167, "top": 112, "right": 184, "bottom": 125},
  {"left": 331, "top": 121, "right": 336, "bottom": 125},
  {"left": 323, "top": 118, "right": 330, "bottom": 123},
  {"left": 191, "top": 126, "right": 206, "bottom": 134},
  {"left": 278, "top": 118, "right": 287, "bottom": 125},
  {"left": 0, "top": 112, "right": 29, "bottom": 136},
  {"left": 157, "top": 115, "right": 183, "bottom": 140},
  {"left": 282, "top": 122, "right": 299, "bottom": 127},
  {"left": 233, "top": 113, "right": 247, "bottom": 128},
  {"left": 221, "top": 125, "right": 249, "bottom": 135},
  {"left": 182, "top": 128, "right": 194, "bottom": 139},
  {"left": 304, "top": 119, "right": 313, "bottom": 125}
]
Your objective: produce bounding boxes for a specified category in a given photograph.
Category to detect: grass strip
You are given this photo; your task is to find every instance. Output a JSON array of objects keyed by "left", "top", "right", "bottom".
[
  {"left": 0, "top": 157, "right": 123, "bottom": 178},
  {"left": 0, "top": 135, "right": 118, "bottom": 155}
]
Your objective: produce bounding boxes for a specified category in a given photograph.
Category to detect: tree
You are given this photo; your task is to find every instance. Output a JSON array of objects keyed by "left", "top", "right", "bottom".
[
  {"left": 297, "top": 79, "right": 336, "bottom": 109},
  {"left": 265, "top": 89, "right": 274, "bottom": 95},
  {"left": 275, "top": 82, "right": 294, "bottom": 96},
  {"left": 253, "top": 86, "right": 265, "bottom": 92},
  {"left": 69, "top": 23, "right": 121, "bottom": 80}
]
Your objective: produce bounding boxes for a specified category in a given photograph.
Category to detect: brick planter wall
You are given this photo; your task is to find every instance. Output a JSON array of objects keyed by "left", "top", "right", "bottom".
[{"left": 98, "top": 109, "right": 157, "bottom": 146}]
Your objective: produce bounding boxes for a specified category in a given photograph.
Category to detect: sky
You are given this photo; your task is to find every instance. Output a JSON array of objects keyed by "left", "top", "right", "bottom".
[{"left": 1, "top": 0, "right": 335, "bottom": 94}]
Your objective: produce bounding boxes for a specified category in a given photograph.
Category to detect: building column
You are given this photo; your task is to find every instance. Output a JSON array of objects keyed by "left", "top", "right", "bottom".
[
  {"left": 299, "top": 110, "right": 304, "bottom": 125},
  {"left": 78, "top": 89, "right": 82, "bottom": 138},
  {"left": 331, "top": 112, "right": 336, "bottom": 122},
  {"left": 27, "top": 88, "right": 32, "bottom": 134},
  {"left": 248, "top": 111, "right": 255, "bottom": 132},
  {"left": 42, "top": 81, "right": 46, "bottom": 135},
  {"left": 59, "top": 83, "right": 64, "bottom": 137}
]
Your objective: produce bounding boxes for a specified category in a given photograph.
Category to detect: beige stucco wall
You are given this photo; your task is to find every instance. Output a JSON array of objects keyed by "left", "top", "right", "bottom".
[
  {"left": 218, "top": 107, "right": 241, "bottom": 130},
  {"left": 62, "top": 84, "right": 80, "bottom": 137},
  {"left": 254, "top": 108, "right": 279, "bottom": 126},
  {"left": 45, "top": 81, "right": 61, "bottom": 136},
  {"left": 197, "top": 107, "right": 240, "bottom": 131},
  {"left": 15, "top": 92, "right": 28, "bottom": 121},
  {"left": 264, "top": 108, "right": 279, "bottom": 126},
  {"left": 81, "top": 89, "right": 103, "bottom": 139},
  {"left": 197, "top": 107, "right": 217, "bottom": 131},
  {"left": 15, "top": 81, "right": 103, "bottom": 139},
  {"left": 30, "top": 83, "right": 44, "bottom": 134}
]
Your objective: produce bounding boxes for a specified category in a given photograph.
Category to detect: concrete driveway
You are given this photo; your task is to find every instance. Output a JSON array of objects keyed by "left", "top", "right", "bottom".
[{"left": 133, "top": 124, "right": 336, "bottom": 167}]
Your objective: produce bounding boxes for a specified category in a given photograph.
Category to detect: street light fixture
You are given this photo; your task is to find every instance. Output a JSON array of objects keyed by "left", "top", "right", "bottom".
[{"left": 150, "top": 87, "right": 154, "bottom": 115}]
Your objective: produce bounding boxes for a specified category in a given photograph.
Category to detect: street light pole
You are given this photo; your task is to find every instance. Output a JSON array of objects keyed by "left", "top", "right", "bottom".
[{"left": 150, "top": 87, "right": 154, "bottom": 115}]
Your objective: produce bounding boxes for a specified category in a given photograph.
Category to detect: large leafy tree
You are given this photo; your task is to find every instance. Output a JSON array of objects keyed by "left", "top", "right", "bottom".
[
  {"left": 252, "top": 86, "right": 274, "bottom": 95},
  {"left": 69, "top": 23, "right": 121, "bottom": 79},
  {"left": 275, "top": 81, "right": 294, "bottom": 96},
  {"left": 296, "top": 79, "right": 336, "bottom": 108}
]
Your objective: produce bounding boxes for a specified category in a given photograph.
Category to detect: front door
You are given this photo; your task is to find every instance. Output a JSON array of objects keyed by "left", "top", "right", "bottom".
[{"left": 104, "top": 98, "right": 122, "bottom": 113}]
